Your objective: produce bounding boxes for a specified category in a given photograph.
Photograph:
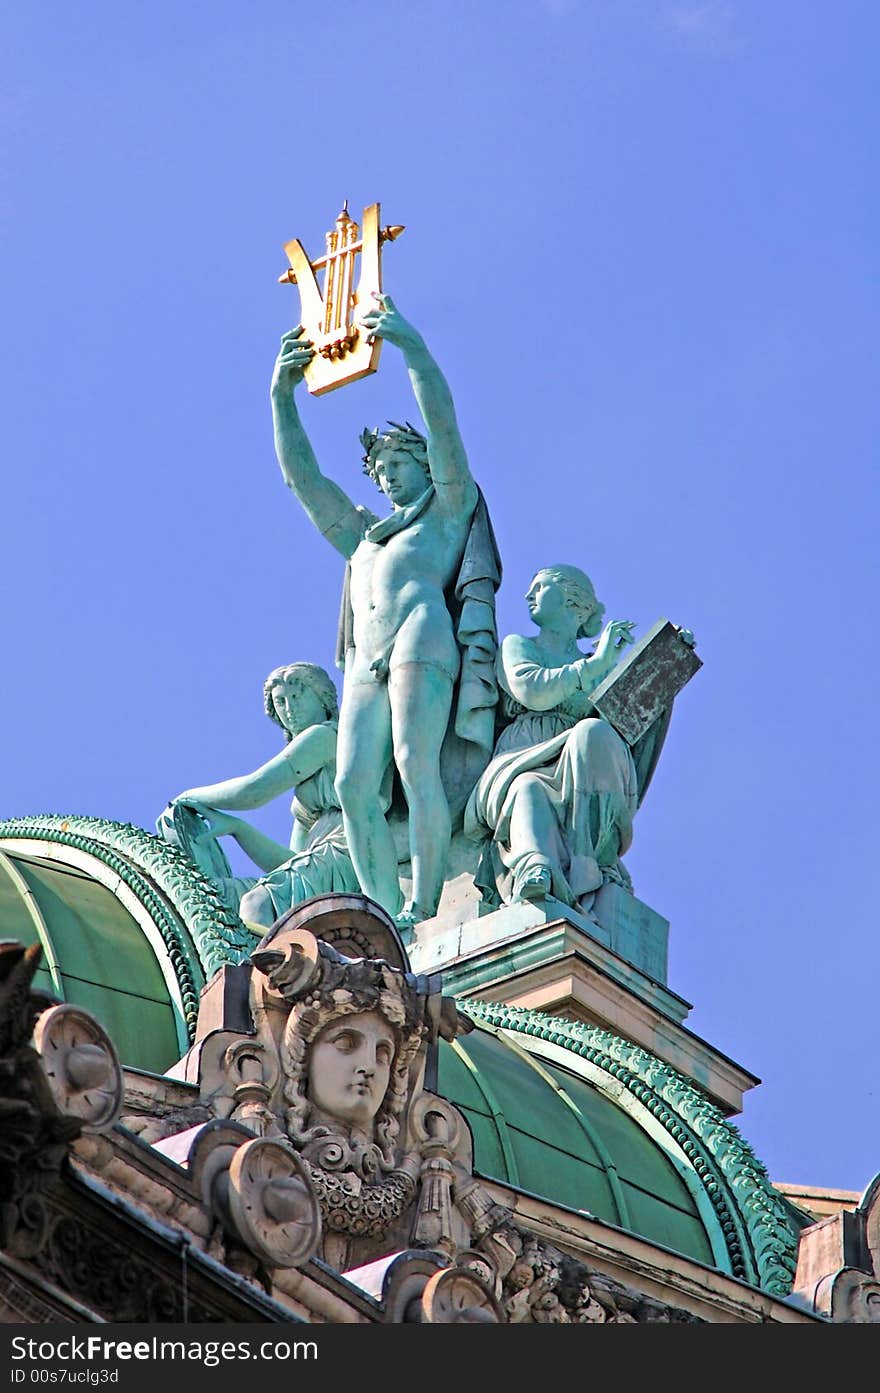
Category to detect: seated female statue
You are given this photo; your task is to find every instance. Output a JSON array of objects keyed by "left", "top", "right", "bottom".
[
  {"left": 464, "top": 565, "right": 638, "bottom": 911},
  {"left": 170, "top": 662, "right": 359, "bottom": 927}
]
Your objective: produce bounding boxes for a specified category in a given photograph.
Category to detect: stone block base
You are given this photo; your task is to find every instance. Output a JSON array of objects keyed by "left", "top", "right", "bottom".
[{"left": 407, "top": 900, "right": 758, "bottom": 1117}]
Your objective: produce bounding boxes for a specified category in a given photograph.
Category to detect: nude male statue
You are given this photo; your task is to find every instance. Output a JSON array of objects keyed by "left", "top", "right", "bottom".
[{"left": 270, "top": 294, "right": 489, "bottom": 928}]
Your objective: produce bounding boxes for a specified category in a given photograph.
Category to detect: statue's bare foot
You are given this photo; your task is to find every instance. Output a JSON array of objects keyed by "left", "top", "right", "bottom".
[{"left": 395, "top": 901, "right": 434, "bottom": 933}]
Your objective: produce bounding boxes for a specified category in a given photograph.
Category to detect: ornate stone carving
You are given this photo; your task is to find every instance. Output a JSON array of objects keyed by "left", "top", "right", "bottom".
[
  {"left": 418, "top": 1267, "right": 501, "bottom": 1323},
  {"left": 258, "top": 925, "right": 468, "bottom": 1266},
  {"left": 408, "top": 1095, "right": 464, "bottom": 1258},
  {"left": 32, "top": 1004, "right": 123, "bottom": 1133},
  {"left": 379, "top": 1250, "right": 501, "bottom": 1323},
  {"left": 377, "top": 1228, "right": 700, "bottom": 1325},
  {"left": 380, "top": 1250, "right": 447, "bottom": 1322},
  {"left": 251, "top": 892, "right": 411, "bottom": 970},
  {"left": 187, "top": 1122, "right": 321, "bottom": 1272},
  {"left": 0, "top": 942, "right": 245, "bottom": 1320},
  {"left": 271, "top": 938, "right": 430, "bottom": 1180},
  {"left": 227, "top": 1137, "right": 322, "bottom": 1268},
  {"left": 305, "top": 1166, "right": 416, "bottom": 1240},
  {"left": 470, "top": 1218, "right": 702, "bottom": 1324},
  {"left": 172, "top": 898, "right": 476, "bottom": 1269},
  {"left": 222, "top": 1037, "right": 280, "bottom": 1133},
  {"left": 24, "top": 1195, "right": 267, "bottom": 1322},
  {"left": 37, "top": 1209, "right": 194, "bottom": 1321}
]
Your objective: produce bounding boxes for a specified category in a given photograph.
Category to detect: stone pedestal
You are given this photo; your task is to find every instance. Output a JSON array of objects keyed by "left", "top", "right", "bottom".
[
  {"left": 404, "top": 837, "right": 670, "bottom": 986},
  {"left": 407, "top": 894, "right": 758, "bottom": 1118},
  {"left": 409, "top": 874, "right": 671, "bottom": 986}
]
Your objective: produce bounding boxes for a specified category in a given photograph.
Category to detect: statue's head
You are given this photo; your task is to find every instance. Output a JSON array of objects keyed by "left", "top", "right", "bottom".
[
  {"left": 360, "top": 420, "right": 430, "bottom": 505},
  {"left": 263, "top": 662, "right": 338, "bottom": 741},
  {"left": 282, "top": 953, "right": 426, "bottom": 1173},
  {"left": 529, "top": 565, "right": 606, "bottom": 640}
]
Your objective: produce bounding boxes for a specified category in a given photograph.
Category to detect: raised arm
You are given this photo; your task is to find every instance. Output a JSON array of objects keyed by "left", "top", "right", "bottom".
[
  {"left": 359, "top": 295, "right": 477, "bottom": 514},
  {"left": 271, "top": 327, "right": 366, "bottom": 557}
]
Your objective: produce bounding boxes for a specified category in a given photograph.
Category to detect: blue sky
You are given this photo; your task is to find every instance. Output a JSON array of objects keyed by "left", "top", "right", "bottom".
[{"left": 3, "top": 2, "right": 877, "bottom": 1192}]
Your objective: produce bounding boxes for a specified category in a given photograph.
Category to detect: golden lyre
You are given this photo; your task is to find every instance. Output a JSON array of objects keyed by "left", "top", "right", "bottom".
[{"left": 278, "top": 202, "right": 405, "bottom": 396}]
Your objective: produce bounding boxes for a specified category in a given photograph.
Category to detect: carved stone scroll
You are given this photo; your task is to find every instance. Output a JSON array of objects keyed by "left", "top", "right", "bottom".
[{"left": 380, "top": 1251, "right": 501, "bottom": 1324}]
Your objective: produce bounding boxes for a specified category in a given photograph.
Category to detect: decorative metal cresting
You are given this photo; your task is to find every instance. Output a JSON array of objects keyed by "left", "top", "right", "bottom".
[{"left": 279, "top": 202, "right": 404, "bottom": 395}]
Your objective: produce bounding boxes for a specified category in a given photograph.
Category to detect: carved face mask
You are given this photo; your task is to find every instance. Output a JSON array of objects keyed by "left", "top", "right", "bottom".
[{"left": 306, "top": 1009, "right": 397, "bottom": 1132}]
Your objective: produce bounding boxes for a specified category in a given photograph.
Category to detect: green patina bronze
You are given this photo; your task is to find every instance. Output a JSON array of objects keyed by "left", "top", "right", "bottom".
[
  {"left": 271, "top": 295, "right": 500, "bottom": 930},
  {"left": 164, "top": 661, "right": 358, "bottom": 928},
  {"left": 464, "top": 564, "right": 640, "bottom": 911}
]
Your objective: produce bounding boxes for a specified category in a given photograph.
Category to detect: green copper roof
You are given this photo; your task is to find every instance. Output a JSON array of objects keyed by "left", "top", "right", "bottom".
[
  {"left": 0, "top": 847, "right": 183, "bottom": 1072},
  {"left": 0, "top": 815, "right": 253, "bottom": 980},
  {"left": 450, "top": 999, "right": 805, "bottom": 1295},
  {"left": 0, "top": 815, "right": 257, "bottom": 1069},
  {"left": 439, "top": 1021, "right": 716, "bottom": 1267}
]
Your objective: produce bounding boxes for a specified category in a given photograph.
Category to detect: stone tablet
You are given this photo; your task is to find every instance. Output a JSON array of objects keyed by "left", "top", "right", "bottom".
[{"left": 590, "top": 619, "right": 702, "bottom": 747}]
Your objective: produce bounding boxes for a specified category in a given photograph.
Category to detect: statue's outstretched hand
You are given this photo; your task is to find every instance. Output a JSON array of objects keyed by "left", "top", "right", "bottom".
[
  {"left": 360, "top": 292, "right": 423, "bottom": 352},
  {"left": 271, "top": 325, "right": 315, "bottom": 394},
  {"left": 172, "top": 798, "right": 241, "bottom": 841}
]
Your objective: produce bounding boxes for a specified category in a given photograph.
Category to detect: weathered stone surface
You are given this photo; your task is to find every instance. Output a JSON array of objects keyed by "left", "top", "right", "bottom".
[
  {"left": 194, "top": 961, "right": 253, "bottom": 1040},
  {"left": 791, "top": 1172, "right": 880, "bottom": 1321}
]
